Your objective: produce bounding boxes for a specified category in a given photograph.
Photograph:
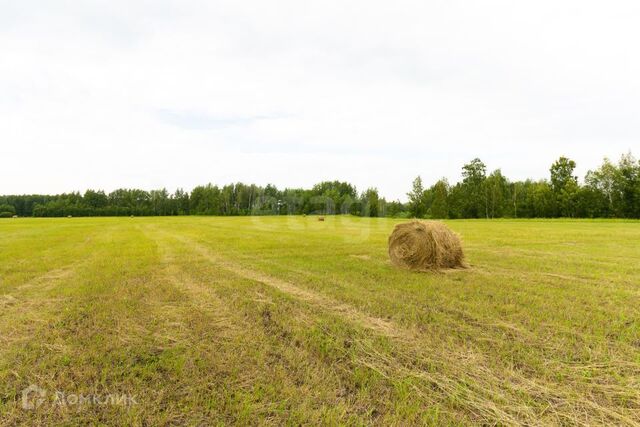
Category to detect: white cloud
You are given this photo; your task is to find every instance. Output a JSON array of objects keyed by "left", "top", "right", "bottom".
[{"left": 1, "top": 0, "right": 639, "bottom": 200}]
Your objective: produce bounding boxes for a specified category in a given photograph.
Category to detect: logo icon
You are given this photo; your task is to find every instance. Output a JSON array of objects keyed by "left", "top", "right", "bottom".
[{"left": 21, "top": 384, "right": 46, "bottom": 410}]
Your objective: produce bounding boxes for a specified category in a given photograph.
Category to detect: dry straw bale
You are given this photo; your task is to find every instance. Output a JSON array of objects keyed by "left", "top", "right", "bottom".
[{"left": 388, "top": 221, "right": 466, "bottom": 271}]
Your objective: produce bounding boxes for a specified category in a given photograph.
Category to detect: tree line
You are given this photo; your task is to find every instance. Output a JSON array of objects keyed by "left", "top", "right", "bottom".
[
  {"left": 1, "top": 152, "right": 638, "bottom": 219},
  {"left": 0, "top": 182, "right": 380, "bottom": 218},
  {"left": 406, "top": 152, "right": 640, "bottom": 219}
]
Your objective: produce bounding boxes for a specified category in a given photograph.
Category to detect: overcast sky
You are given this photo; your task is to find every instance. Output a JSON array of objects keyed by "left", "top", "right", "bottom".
[{"left": 1, "top": 1, "right": 639, "bottom": 201}]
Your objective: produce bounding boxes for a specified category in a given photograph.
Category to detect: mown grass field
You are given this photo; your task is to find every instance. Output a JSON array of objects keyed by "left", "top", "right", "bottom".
[{"left": 0, "top": 216, "right": 639, "bottom": 425}]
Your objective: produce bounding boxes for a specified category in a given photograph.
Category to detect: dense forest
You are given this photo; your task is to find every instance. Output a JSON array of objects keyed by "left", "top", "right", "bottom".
[{"left": 1, "top": 153, "right": 639, "bottom": 219}]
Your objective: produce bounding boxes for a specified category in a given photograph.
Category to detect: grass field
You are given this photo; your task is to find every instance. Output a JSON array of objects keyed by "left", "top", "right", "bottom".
[{"left": 0, "top": 217, "right": 639, "bottom": 425}]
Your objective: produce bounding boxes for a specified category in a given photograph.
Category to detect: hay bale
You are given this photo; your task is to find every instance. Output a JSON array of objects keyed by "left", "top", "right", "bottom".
[
  {"left": 318, "top": 216, "right": 325, "bottom": 222},
  {"left": 388, "top": 220, "right": 465, "bottom": 271}
]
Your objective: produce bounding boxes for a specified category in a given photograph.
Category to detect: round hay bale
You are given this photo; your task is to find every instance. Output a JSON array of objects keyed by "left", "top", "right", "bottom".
[{"left": 388, "top": 220, "right": 465, "bottom": 271}]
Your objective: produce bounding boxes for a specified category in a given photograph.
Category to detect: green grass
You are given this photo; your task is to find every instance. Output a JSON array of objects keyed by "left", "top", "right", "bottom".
[{"left": 1, "top": 216, "right": 639, "bottom": 425}]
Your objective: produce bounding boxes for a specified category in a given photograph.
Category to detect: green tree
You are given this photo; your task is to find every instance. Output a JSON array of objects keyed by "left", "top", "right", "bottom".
[
  {"left": 558, "top": 179, "right": 579, "bottom": 217},
  {"left": 386, "top": 200, "right": 406, "bottom": 217},
  {"left": 550, "top": 157, "right": 578, "bottom": 217},
  {"left": 429, "top": 179, "right": 449, "bottom": 219},
  {"left": 585, "top": 158, "right": 620, "bottom": 217},
  {"left": 362, "top": 188, "right": 380, "bottom": 217},
  {"left": 511, "top": 181, "right": 528, "bottom": 218},
  {"left": 575, "top": 185, "right": 606, "bottom": 218},
  {"left": 150, "top": 188, "right": 170, "bottom": 215},
  {"left": 173, "top": 188, "right": 190, "bottom": 215},
  {"left": 461, "top": 158, "right": 487, "bottom": 218},
  {"left": 83, "top": 190, "right": 108, "bottom": 209},
  {"left": 550, "top": 156, "right": 577, "bottom": 193},
  {"left": 485, "top": 170, "right": 508, "bottom": 218},
  {"left": 0, "top": 203, "right": 16, "bottom": 217},
  {"left": 311, "top": 181, "right": 358, "bottom": 215},
  {"left": 530, "top": 181, "right": 555, "bottom": 217},
  {"left": 407, "top": 176, "right": 426, "bottom": 218},
  {"left": 618, "top": 152, "right": 640, "bottom": 218},
  {"left": 190, "top": 184, "right": 221, "bottom": 215}
]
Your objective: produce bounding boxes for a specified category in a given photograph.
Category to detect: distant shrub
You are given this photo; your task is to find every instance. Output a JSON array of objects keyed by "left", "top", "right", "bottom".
[{"left": 0, "top": 211, "right": 13, "bottom": 218}]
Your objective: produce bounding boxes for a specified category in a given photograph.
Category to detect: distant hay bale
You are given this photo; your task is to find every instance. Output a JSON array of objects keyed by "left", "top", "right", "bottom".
[
  {"left": 388, "top": 221, "right": 466, "bottom": 271},
  {"left": 67, "top": 215, "right": 73, "bottom": 218},
  {"left": 318, "top": 216, "right": 325, "bottom": 222}
]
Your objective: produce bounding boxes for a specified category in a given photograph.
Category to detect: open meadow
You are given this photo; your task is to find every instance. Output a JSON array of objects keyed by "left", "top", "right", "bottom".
[{"left": 1, "top": 216, "right": 639, "bottom": 425}]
